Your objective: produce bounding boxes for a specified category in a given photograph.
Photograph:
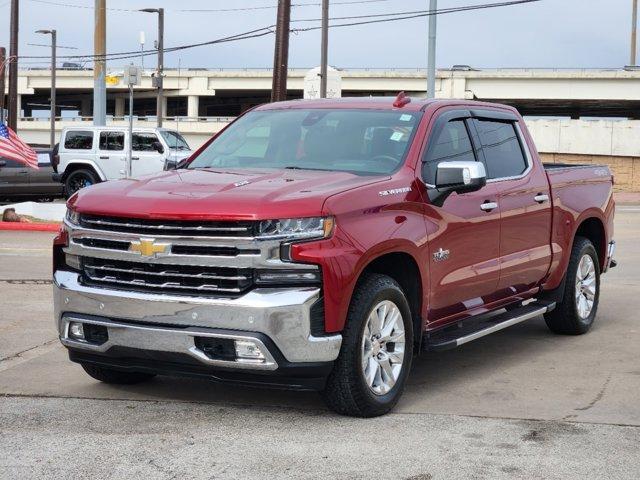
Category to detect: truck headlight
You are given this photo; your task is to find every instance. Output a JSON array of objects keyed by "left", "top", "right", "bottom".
[
  {"left": 65, "top": 208, "right": 80, "bottom": 226},
  {"left": 257, "top": 217, "right": 334, "bottom": 240}
]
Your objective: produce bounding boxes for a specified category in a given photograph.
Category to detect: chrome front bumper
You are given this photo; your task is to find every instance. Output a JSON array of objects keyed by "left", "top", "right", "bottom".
[{"left": 54, "top": 270, "right": 342, "bottom": 370}]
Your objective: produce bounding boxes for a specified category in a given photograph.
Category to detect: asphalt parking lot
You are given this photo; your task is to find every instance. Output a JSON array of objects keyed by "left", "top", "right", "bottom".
[{"left": 1, "top": 208, "right": 639, "bottom": 479}]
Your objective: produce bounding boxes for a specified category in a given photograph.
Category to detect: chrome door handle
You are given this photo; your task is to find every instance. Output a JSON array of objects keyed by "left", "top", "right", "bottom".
[
  {"left": 534, "top": 193, "right": 549, "bottom": 204},
  {"left": 480, "top": 201, "right": 498, "bottom": 212}
]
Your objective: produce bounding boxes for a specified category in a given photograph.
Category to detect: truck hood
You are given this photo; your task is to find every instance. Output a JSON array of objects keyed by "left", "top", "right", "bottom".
[{"left": 69, "top": 168, "right": 388, "bottom": 220}]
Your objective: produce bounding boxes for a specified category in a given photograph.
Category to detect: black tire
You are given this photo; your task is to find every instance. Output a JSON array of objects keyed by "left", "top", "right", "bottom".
[
  {"left": 322, "top": 273, "right": 414, "bottom": 417},
  {"left": 65, "top": 168, "right": 99, "bottom": 198},
  {"left": 81, "top": 364, "right": 156, "bottom": 385},
  {"left": 544, "top": 236, "right": 600, "bottom": 335}
]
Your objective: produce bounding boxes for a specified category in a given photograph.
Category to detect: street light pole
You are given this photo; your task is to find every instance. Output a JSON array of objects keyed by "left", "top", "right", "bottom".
[
  {"left": 632, "top": 0, "right": 638, "bottom": 66},
  {"left": 0, "top": 47, "right": 5, "bottom": 123},
  {"left": 36, "top": 29, "right": 56, "bottom": 149},
  {"left": 427, "top": 0, "right": 437, "bottom": 99},
  {"left": 141, "top": 8, "right": 164, "bottom": 127},
  {"left": 8, "top": 0, "right": 19, "bottom": 130},
  {"left": 93, "top": 0, "right": 106, "bottom": 126},
  {"left": 320, "top": 0, "right": 329, "bottom": 98}
]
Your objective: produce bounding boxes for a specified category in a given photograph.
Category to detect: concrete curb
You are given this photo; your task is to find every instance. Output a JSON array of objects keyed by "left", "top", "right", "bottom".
[{"left": 0, "top": 222, "right": 61, "bottom": 232}]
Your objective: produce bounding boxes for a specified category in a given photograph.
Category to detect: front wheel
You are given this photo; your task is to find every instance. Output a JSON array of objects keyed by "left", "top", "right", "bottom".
[
  {"left": 322, "top": 274, "right": 413, "bottom": 417},
  {"left": 544, "top": 236, "right": 600, "bottom": 335},
  {"left": 65, "top": 168, "right": 99, "bottom": 198}
]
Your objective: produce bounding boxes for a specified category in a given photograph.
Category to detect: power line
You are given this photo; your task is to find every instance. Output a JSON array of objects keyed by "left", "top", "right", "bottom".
[
  {"left": 180, "top": 0, "right": 391, "bottom": 12},
  {"left": 28, "top": 0, "right": 136, "bottom": 11},
  {"left": 292, "top": 0, "right": 542, "bottom": 26},
  {"left": 18, "top": 0, "right": 542, "bottom": 61},
  {"left": 293, "top": 0, "right": 540, "bottom": 22},
  {"left": 27, "top": 42, "right": 78, "bottom": 50},
  {"left": 26, "top": 0, "right": 391, "bottom": 13}
]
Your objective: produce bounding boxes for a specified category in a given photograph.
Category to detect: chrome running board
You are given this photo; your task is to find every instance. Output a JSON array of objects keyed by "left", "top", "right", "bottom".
[{"left": 426, "top": 300, "right": 556, "bottom": 351}]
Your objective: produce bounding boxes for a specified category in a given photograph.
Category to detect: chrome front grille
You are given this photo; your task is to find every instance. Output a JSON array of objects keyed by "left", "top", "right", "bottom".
[
  {"left": 64, "top": 215, "right": 316, "bottom": 299},
  {"left": 79, "top": 214, "right": 257, "bottom": 237},
  {"left": 82, "top": 257, "right": 253, "bottom": 296},
  {"left": 71, "top": 236, "right": 258, "bottom": 258}
]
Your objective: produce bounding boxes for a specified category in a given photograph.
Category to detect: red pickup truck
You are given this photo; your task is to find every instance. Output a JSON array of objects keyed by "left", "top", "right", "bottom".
[{"left": 53, "top": 96, "right": 616, "bottom": 417}]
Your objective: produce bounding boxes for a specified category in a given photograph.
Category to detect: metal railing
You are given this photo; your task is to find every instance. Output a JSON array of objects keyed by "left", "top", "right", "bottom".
[{"left": 19, "top": 115, "right": 235, "bottom": 123}]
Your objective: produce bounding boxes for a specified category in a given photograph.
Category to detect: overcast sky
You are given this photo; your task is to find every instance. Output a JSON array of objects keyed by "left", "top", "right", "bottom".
[{"left": 0, "top": 0, "right": 635, "bottom": 70}]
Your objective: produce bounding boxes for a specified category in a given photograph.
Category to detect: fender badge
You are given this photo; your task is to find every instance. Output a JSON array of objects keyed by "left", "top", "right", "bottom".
[
  {"left": 433, "top": 248, "right": 450, "bottom": 262},
  {"left": 379, "top": 187, "right": 411, "bottom": 197},
  {"left": 234, "top": 180, "right": 250, "bottom": 187}
]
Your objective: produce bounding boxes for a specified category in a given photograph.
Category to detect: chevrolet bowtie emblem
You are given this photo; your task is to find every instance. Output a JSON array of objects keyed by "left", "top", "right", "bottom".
[{"left": 129, "top": 238, "right": 170, "bottom": 257}]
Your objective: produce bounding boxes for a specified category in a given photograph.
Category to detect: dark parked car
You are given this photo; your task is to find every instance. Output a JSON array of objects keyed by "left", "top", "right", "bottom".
[{"left": 0, "top": 150, "right": 64, "bottom": 201}]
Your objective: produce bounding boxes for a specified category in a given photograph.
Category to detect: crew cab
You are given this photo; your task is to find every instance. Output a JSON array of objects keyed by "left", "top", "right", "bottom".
[
  {"left": 53, "top": 97, "right": 616, "bottom": 417},
  {"left": 53, "top": 126, "right": 192, "bottom": 197}
]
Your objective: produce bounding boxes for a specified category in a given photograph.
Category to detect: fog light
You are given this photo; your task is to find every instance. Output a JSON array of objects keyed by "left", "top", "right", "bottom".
[
  {"left": 65, "top": 253, "right": 81, "bottom": 271},
  {"left": 69, "top": 322, "right": 85, "bottom": 340},
  {"left": 234, "top": 340, "right": 266, "bottom": 362}
]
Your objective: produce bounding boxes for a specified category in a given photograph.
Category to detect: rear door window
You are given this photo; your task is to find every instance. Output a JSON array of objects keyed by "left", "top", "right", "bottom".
[
  {"left": 99, "top": 131, "right": 125, "bottom": 151},
  {"left": 422, "top": 119, "right": 477, "bottom": 184},
  {"left": 132, "top": 133, "right": 160, "bottom": 152},
  {"left": 64, "top": 131, "right": 93, "bottom": 150},
  {"left": 473, "top": 120, "right": 528, "bottom": 179}
]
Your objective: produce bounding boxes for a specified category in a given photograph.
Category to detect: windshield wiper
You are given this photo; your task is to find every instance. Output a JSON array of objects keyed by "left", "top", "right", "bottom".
[{"left": 284, "top": 166, "right": 328, "bottom": 171}]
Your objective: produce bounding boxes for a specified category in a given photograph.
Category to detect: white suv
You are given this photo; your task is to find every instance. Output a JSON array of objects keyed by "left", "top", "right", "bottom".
[{"left": 54, "top": 127, "right": 192, "bottom": 197}]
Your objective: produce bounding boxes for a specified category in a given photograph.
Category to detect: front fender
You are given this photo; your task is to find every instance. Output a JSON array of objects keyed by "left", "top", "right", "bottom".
[
  {"left": 61, "top": 160, "right": 107, "bottom": 181},
  {"left": 292, "top": 184, "right": 430, "bottom": 332}
]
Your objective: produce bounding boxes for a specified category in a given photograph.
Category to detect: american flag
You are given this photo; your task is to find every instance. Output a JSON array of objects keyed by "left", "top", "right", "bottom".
[{"left": 0, "top": 122, "right": 39, "bottom": 169}]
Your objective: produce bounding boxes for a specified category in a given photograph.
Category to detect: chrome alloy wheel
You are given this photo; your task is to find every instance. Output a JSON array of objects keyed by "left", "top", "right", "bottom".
[
  {"left": 361, "top": 300, "right": 406, "bottom": 396},
  {"left": 575, "top": 254, "right": 597, "bottom": 319}
]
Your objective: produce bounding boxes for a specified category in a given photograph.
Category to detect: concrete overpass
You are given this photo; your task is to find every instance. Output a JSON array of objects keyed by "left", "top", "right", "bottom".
[
  {"left": 7, "top": 67, "right": 640, "bottom": 119},
  {"left": 5, "top": 67, "right": 640, "bottom": 191}
]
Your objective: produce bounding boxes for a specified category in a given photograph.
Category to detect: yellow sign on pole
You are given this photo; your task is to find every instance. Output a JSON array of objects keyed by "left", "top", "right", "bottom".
[{"left": 105, "top": 75, "right": 120, "bottom": 86}]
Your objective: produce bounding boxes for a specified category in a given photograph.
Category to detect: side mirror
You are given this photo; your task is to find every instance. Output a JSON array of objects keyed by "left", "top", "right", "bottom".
[
  {"left": 152, "top": 141, "right": 165, "bottom": 154},
  {"left": 0, "top": 160, "right": 6, "bottom": 168},
  {"left": 163, "top": 159, "right": 178, "bottom": 171},
  {"left": 429, "top": 161, "right": 487, "bottom": 206}
]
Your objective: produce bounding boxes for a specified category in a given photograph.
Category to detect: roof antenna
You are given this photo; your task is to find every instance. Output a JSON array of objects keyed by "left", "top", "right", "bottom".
[{"left": 393, "top": 91, "right": 411, "bottom": 108}]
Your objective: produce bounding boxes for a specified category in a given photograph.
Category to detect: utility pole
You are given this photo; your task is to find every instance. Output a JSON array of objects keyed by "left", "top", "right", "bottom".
[
  {"left": 94, "top": 0, "right": 107, "bottom": 126},
  {"left": 0, "top": 47, "right": 6, "bottom": 123},
  {"left": 271, "top": 0, "right": 291, "bottom": 103},
  {"left": 427, "top": 0, "right": 437, "bottom": 99},
  {"left": 320, "top": 0, "right": 329, "bottom": 98},
  {"left": 8, "top": 0, "right": 19, "bottom": 130},
  {"left": 141, "top": 8, "right": 164, "bottom": 127},
  {"left": 632, "top": 0, "right": 638, "bottom": 66},
  {"left": 36, "top": 29, "right": 56, "bottom": 148},
  {"left": 124, "top": 64, "right": 141, "bottom": 178}
]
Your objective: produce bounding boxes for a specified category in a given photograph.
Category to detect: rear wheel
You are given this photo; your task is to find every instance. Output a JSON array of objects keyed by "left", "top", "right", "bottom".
[
  {"left": 544, "top": 237, "right": 600, "bottom": 335},
  {"left": 322, "top": 274, "right": 413, "bottom": 417},
  {"left": 65, "top": 168, "right": 99, "bottom": 198},
  {"left": 81, "top": 364, "right": 156, "bottom": 385}
]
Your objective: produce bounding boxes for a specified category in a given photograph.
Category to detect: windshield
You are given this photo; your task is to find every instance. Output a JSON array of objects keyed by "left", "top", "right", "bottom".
[
  {"left": 160, "top": 130, "right": 190, "bottom": 150},
  {"left": 187, "top": 109, "right": 422, "bottom": 175}
]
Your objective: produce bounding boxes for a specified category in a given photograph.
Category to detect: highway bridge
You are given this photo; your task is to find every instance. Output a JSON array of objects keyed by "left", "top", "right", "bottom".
[{"left": 5, "top": 66, "right": 640, "bottom": 191}]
